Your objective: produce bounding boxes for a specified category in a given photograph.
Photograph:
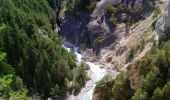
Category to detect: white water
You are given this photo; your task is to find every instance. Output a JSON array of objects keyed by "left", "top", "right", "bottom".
[{"left": 63, "top": 42, "right": 106, "bottom": 100}]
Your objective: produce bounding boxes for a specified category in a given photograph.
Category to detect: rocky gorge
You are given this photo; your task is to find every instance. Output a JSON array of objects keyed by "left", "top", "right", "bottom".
[
  {"left": 56, "top": 0, "right": 170, "bottom": 99},
  {"left": 1, "top": 0, "right": 170, "bottom": 99}
]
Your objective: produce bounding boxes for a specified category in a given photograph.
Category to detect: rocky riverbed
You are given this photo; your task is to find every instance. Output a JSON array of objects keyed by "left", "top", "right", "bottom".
[{"left": 63, "top": 42, "right": 119, "bottom": 100}]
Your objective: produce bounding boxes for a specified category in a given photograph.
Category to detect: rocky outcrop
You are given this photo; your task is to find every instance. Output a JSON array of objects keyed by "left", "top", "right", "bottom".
[
  {"left": 87, "top": 0, "right": 121, "bottom": 46},
  {"left": 58, "top": 0, "right": 155, "bottom": 48},
  {"left": 166, "top": 0, "right": 170, "bottom": 29},
  {"left": 156, "top": 0, "right": 170, "bottom": 36},
  {"left": 122, "top": 0, "right": 143, "bottom": 8},
  {"left": 87, "top": 0, "right": 148, "bottom": 47},
  {"left": 91, "top": 0, "right": 121, "bottom": 19}
]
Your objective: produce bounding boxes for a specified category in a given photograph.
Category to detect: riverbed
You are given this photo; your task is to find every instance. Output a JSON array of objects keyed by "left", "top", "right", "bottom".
[{"left": 63, "top": 42, "right": 107, "bottom": 100}]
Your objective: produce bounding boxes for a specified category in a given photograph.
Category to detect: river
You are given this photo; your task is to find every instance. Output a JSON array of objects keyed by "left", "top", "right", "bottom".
[{"left": 63, "top": 42, "right": 107, "bottom": 100}]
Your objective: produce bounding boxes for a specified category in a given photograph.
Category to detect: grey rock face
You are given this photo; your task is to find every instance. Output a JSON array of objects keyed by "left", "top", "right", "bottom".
[
  {"left": 165, "top": 0, "right": 170, "bottom": 29},
  {"left": 91, "top": 0, "right": 121, "bottom": 19},
  {"left": 87, "top": 0, "right": 121, "bottom": 44},
  {"left": 156, "top": 0, "right": 170, "bottom": 36},
  {"left": 87, "top": 0, "right": 143, "bottom": 45},
  {"left": 59, "top": 0, "right": 150, "bottom": 47},
  {"left": 122, "top": 0, "right": 142, "bottom": 8},
  {"left": 59, "top": 13, "right": 90, "bottom": 45}
]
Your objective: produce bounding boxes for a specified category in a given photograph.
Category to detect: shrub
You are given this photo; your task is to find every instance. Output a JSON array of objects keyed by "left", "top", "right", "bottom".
[
  {"left": 153, "top": 6, "right": 161, "bottom": 18},
  {"left": 109, "top": 17, "right": 117, "bottom": 26},
  {"left": 93, "top": 37, "right": 102, "bottom": 47},
  {"left": 126, "top": 48, "right": 135, "bottom": 62},
  {"left": 132, "top": 89, "right": 148, "bottom": 100},
  {"left": 106, "top": 5, "right": 114, "bottom": 16},
  {"left": 86, "top": 0, "right": 97, "bottom": 13}
]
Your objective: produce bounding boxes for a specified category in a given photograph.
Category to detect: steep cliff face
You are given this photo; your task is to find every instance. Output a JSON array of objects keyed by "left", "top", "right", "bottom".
[
  {"left": 58, "top": 0, "right": 155, "bottom": 49},
  {"left": 87, "top": 0, "right": 144, "bottom": 47},
  {"left": 166, "top": 0, "right": 170, "bottom": 29},
  {"left": 156, "top": 0, "right": 170, "bottom": 36}
]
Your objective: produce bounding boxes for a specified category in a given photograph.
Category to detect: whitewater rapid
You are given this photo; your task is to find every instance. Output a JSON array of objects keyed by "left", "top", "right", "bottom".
[{"left": 63, "top": 42, "right": 106, "bottom": 100}]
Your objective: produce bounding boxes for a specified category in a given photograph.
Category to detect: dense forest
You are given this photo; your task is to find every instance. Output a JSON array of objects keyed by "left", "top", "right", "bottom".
[{"left": 0, "top": 0, "right": 87, "bottom": 99}]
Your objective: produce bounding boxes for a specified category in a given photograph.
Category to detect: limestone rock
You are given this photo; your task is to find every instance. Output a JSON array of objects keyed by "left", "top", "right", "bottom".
[{"left": 156, "top": 0, "right": 170, "bottom": 36}]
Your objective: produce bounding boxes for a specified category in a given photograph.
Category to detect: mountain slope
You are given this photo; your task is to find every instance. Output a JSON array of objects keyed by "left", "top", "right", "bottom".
[{"left": 92, "top": 0, "right": 170, "bottom": 100}]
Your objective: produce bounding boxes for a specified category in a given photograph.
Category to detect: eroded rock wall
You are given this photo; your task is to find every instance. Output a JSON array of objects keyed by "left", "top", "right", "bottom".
[
  {"left": 58, "top": 0, "right": 154, "bottom": 48},
  {"left": 156, "top": 0, "right": 170, "bottom": 36}
]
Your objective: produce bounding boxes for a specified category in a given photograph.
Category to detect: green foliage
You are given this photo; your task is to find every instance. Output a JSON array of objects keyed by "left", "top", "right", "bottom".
[
  {"left": 0, "top": 24, "right": 7, "bottom": 32},
  {"left": 9, "top": 90, "right": 28, "bottom": 100},
  {"left": 96, "top": 75, "right": 113, "bottom": 90},
  {"left": 109, "top": 17, "right": 117, "bottom": 26},
  {"left": 76, "top": 63, "right": 87, "bottom": 87},
  {"left": 132, "top": 89, "right": 148, "bottom": 100},
  {"left": 0, "top": 74, "right": 28, "bottom": 99},
  {"left": 153, "top": 6, "right": 161, "bottom": 18},
  {"left": 125, "top": 21, "right": 131, "bottom": 29},
  {"left": 132, "top": 40, "right": 170, "bottom": 100},
  {"left": 106, "top": 5, "right": 115, "bottom": 16},
  {"left": 105, "top": 5, "right": 119, "bottom": 27},
  {"left": 98, "top": 39, "right": 170, "bottom": 100},
  {"left": 0, "top": 51, "right": 14, "bottom": 75},
  {"left": 139, "top": 58, "right": 151, "bottom": 75},
  {"left": 162, "top": 82, "right": 170, "bottom": 100},
  {"left": 0, "top": 52, "right": 6, "bottom": 62},
  {"left": 0, "top": 0, "right": 87, "bottom": 99},
  {"left": 111, "top": 73, "right": 133, "bottom": 100},
  {"left": 126, "top": 48, "right": 136, "bottom": 62},
  {"left": 86, "top": 0, "right": 98, "bottom": 13},
  {"left": 151, "top": 87, "right": 163, "bottom": 100},
  {"left": 68, "top": 63, "right": 87, "bottom": 92},
  {"left": 117, "top": 4, "right": 124, "bottom": 12},
  {"left": 151, "top": 81, "right": 170, "bottom": 100},
  {"left": 93, "top": 37, "right": 102, "bottom": 47},
  {"left": 67, "top": 0, "right": 98, "bottom": 13},
  {"left": 49, "top": 84, "right": 60, "bottom": 100},
  {"left": 96, "top": 75, "right": 113, "bottom": 100},
  {"left": 142, "top": 72, "right": 159, "bottom": 95},
  {"left": 95, "top": 73, "right": 133, "bottom": 100}
]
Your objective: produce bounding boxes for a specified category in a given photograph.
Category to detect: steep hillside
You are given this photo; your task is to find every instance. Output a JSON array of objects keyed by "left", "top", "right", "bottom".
[{"left": 92, "top": 0, "right": 170, "bottom": 100}]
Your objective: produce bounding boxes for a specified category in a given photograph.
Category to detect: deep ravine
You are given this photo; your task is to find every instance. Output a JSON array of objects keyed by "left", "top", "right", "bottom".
[{"left": 63, "top": 42, "right": 107, "bottom": 100}]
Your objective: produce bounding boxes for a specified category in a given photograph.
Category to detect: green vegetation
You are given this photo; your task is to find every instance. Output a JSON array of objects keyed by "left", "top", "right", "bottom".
[
  {"left": 93, "top": 37, "right": 102, "bottom": 55},
  {"left": 106, "top": 5, "right": 115, "bottom": 16},
  {"left": 96, "top": 73, "right": 134, "bottom": 100},
  {"left": 109, "top": 16, "right": 118, "bottom": 26},
  {"left": 153, "top": 6, "right": 161, "bottom": 18},
  {"left": 66, "top": 0, "right": 98, "bottom": 13},
  {"left": 86, "top": 0, "right": 98, "bottom": 13},
  {"left": 126, "top": 48, "right": 136, "bottom": 62},
  {"left": 125, "top": 21, "right": 131, "bottom": 29},
  {"left": 0, "top": 74, "right": 28, "bottom": 99},
  {"left": 105, "top": 3, "right": 142, "bottom": 27},
  {"left": 96, "top": 75, "right": 113, "bottom": 100},
  {"left": 96, "top": 39, "right": 170, "bottom": 100},
  {"left": 93, "top": 37, "right": 102, "bottom": 47},
  {"left": 0, "top": 0, "right": 87, "bottom": 99}
]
